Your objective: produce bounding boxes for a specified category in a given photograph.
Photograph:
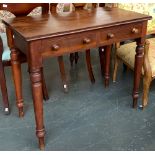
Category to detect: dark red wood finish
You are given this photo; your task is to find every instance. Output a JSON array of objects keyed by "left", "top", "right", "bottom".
[
  {"left": 0, "top": 3, "right": 49, "bottom": 117},
  {"left": 2, "top": 7, "right": 151, "bottom": 149}
]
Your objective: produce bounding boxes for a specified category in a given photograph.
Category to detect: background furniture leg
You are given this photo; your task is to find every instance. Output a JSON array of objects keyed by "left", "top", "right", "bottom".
[
  {"left": 99, "top": 46, "right": 105, "bottom": 77},
  {"left": 0, "top": 61, "right": 10, "bottom": 114},
  {"left": 75, "top": 52, "right": 79, "bottom": 64},
  {"left": 132, "top": 39, "right": 144, "bottom": 108},
  {"left": 85, "top": 49, "right": 95, "bottom": 84},
  {"left": 58, "top": 56, "right": 68, "bottom": 93},
  {"left": 104, "top": 45, "right": 112, "bottom": 87},
  {"left": 69, "top": 53, "right": 75, "bottom": 67}
]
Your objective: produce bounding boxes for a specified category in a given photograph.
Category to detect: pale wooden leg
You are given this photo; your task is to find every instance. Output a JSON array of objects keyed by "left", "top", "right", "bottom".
[
  {"left": 113, "top": 55, "right": 119, "bottom": 82},
  {"left": 142, "top": 75, "right": 152, "bottom": 108}
]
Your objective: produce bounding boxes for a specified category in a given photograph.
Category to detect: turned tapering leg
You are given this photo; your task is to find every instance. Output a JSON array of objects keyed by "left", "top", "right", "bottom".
[
  {"left": 29, "top": 68, "right": 45, "bottom": 150},
  {"left": 99, "top": 46, "right": 105, "bottom": 77},
  {"left": 58, "top": 56, "right": 68, "bottom": 93},
  {"left": 85, "top": 49, "right": 95, "bottom": 84},
  {"left": 0, "top": 61, "right": 10, "bottom": 114},
  {"left": 132, "top": 39, "right": 144, "bottom": 108},
  {"left": 11, "top": 48, "right": 24, "bottom": 117},
  {"left": 104, "top": 45, "right": 112, "bottom": 87}
]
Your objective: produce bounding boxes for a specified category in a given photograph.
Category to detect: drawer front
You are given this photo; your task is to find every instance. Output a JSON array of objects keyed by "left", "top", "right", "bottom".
[
  {"left": 41, "top": 32, "right": 97, "bottom": 57},
  {"left": 67, "top": 32, "right": 97, "bottom": 52},
  {"left": 99, "top": 23, "right": 143, "bottom": 45},
  {"left": 41, "top": 37, "right": 67, "bottom": 57}
]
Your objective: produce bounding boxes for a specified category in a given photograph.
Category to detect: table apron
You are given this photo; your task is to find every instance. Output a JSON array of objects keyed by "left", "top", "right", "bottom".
[
  {"left": 13, "top": 21, "right": 145, "bottom": 59},
  {"left": 41, "top": 22, "right": 144, "bottom": 58}
]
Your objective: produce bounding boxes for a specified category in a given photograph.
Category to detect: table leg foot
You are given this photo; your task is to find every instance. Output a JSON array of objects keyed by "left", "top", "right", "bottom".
[
  {"left": 39, "top": 137, "right": 45, "bottom": 150},
  {"left": 132, "top": 99, "right": 137, "bottom": 109},
  {"left": 37, "top": 128, "right": 45, "bottom": 150},
  {"left": 104, "top": 78, "right": 109, "bottom": 88},
  {"left": 132, "top": 91, "right": 139, "bottom": 109},
  {"left": 19, "top": 107, "right": 24, "bottom": 117},
  {"left": 17, "top": 99, "right": 24, "bottom": 117}
]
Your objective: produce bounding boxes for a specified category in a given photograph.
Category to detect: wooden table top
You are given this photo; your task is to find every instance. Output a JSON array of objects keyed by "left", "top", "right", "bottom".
[{"left": 2, "top": 7, "right": 152, "bottom": 41}]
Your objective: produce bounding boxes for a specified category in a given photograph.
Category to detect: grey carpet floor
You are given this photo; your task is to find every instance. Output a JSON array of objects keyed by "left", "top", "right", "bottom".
[{"left": 0, "top": 48, "right": 155, "bottom": 151}]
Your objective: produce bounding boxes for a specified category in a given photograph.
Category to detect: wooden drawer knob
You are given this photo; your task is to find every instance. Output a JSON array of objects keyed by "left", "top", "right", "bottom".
[
  {"left": 83, "top": 38, "right": 91, "bottom": 44},
  {"left": 52, "top": 44, "right": 60, "bottom": 51},
  {"left": 132, "top": 28, "right": 139, "bottom": 34},
  {"left": 107, "top": 33, "right": 114, "bottom": 39}
]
